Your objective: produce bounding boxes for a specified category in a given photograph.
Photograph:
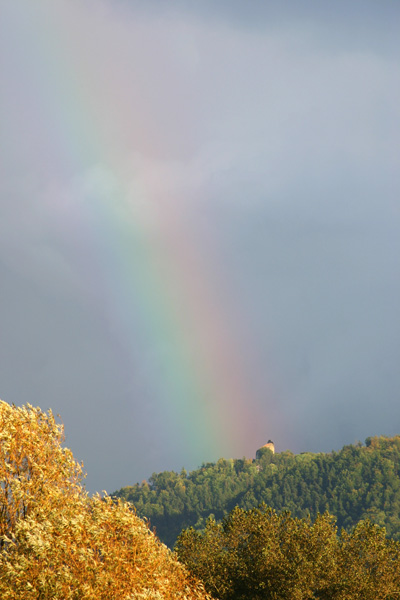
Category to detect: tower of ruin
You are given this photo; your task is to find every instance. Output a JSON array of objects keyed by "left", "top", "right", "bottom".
[{"left": 256, "top": 439, "right": 275, "bottom": 459}]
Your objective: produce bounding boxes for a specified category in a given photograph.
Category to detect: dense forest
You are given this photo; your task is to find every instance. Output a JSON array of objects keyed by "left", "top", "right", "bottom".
[{"left": 114, "top": 436, "right": 400, "bottom": 547}]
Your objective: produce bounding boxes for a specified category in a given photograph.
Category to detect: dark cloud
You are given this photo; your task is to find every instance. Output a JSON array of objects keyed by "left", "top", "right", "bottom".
[{"left": 115, "top": 0, "right": 400, "bottom": 53}]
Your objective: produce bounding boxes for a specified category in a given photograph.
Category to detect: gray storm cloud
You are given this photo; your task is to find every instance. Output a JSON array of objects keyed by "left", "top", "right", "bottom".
[{"left": 1, "top": 0, "right": 399, "bottom": 492}]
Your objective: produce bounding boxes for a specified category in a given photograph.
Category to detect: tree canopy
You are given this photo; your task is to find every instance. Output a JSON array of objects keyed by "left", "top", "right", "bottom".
[
  {"left": 0, "top": 400, "right": 212, "bottom": 600},
  {"left": 176, "top": 504, "right": 400, "bottom": 600}
]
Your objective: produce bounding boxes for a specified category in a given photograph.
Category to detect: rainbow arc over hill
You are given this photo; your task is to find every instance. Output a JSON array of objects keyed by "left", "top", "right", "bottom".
[{"left": 6, "top": 2, "right": 274, "bottom": 464}]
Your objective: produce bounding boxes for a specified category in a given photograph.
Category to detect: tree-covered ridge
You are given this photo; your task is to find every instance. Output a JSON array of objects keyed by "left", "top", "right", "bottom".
[{"left": 114, "top": 436, "right": 400, "bottom": 548}]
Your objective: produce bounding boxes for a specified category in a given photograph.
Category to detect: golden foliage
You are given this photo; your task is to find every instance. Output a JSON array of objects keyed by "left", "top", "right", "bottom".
[
  {"left": 0, "top": 401, "right": 82, "bottom": 544},
  {"left": 0, "top": 401, "right": 212, "bottom": 600},
  {"left": 177, "top": 504, "right": 400, "bottom": 600}
]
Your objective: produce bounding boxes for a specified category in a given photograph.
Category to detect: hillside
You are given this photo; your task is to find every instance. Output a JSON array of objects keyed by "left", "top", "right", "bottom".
[{"left": 114, "top": 436, "right": 400, "bottom": 547}]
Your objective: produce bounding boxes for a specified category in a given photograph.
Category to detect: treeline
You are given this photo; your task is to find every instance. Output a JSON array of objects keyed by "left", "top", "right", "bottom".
[{"left": 114, "top": 436, "right": 400, "bottom": 547}]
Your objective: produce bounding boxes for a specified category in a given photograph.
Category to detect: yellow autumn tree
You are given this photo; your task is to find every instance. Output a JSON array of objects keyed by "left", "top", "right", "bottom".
[
  {"left": 0, "top": 401, "right": 83, "bottom": 546},
  {"left": 0, "top": 401, "right": 212, "bottom": 600}
]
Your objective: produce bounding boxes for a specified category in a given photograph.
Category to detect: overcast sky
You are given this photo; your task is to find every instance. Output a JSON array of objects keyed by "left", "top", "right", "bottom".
[{"left": 1, "top": 1, "right": 400, "bottom": 493}]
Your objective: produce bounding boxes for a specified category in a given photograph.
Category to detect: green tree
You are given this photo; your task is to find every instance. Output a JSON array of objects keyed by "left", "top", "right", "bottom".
[
  {"left": 176, "top": 504, "right": 400, "bottom": 600},
  {"left": 177, "top": 505, "right": 339, "bottom": 600}
]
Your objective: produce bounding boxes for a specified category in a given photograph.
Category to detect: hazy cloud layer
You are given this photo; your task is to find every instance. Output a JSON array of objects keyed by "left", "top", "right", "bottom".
[{"left": 1, "top": 1, "right": 399, "bottom": 492}]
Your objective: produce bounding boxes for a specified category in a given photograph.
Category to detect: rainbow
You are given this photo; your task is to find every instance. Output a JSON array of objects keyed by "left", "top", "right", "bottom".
[{"left": 5, "top": 1, "right": 276, "bottom": 465}]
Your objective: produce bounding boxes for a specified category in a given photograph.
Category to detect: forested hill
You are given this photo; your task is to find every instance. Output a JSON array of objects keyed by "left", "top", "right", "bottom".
[{"left": 113, "top": 435, "right": 400, "bottom": 548}]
